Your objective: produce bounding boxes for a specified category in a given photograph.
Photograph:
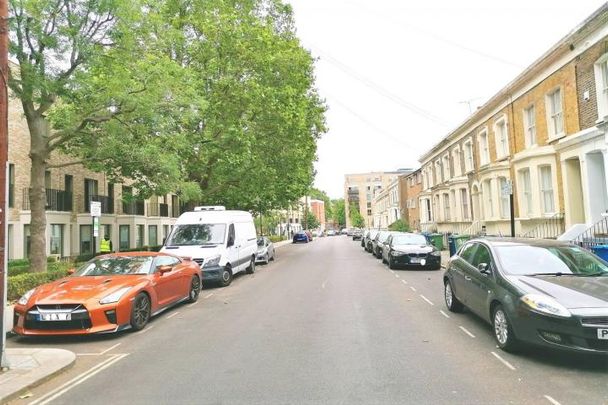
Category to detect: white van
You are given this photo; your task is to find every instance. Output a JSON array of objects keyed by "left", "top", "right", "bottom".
[{"left": 161, "top": 206, "right": 257, "bottom": 287}]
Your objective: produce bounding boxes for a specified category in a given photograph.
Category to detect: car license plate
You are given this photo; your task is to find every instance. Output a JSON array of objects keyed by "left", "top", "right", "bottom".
[
  {"left": 40, "top": 313, "right": 71, "bottom": 321},
  {"left": 410, "top": 257, "right": 422, "bottom": 264},
  {"left": 598, "top": 329, "right": 608, "bottom": 340}
]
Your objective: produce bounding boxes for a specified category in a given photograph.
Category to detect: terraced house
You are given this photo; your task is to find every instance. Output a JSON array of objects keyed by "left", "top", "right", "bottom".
[
  {"left": 8, "top": 94, "right": 186, "bottom": 261},
  {"left": 418, "top": 4, "right": 608, "bottom": 240}
]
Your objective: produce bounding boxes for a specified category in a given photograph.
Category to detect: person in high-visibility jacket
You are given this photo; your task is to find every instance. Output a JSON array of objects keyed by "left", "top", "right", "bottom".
[{"left": 100, "top": 235, "right": 112, "bottom": 253}]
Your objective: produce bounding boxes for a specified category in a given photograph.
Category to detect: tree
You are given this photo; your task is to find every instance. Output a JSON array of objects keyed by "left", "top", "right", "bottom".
[
  {"left": 332, "top": 199, "right": 345, "bottom": 228},
  {"left": 154, "top": 0, "right": 326, "bottom": 212},
  {"left": 388, "top": 219, "right": 410, "bottom": 232},
  {"left": 305, "top": 211, "right": 319, "bottom": 230},
  {"left": 349, "top": 204, "right": 365, "bottom": 228},
  {"left": 9, "top": 0, "right": 197, "bottom": 271}
]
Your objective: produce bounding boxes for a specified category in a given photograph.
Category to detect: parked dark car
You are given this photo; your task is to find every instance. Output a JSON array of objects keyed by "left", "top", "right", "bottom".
[
  {"left": 293, "top": 231, "right": 309, "bottom": 243},
  {"left": 365, "top": 229, "right": 380, "bottom": 252},
  {"left": 352, "top": 229, "right": 363, "bottom": 241},
  {"left": 444, "top": 238, "right": 608, "bottom": 354},
  {"left": 382, "top": 233, "right": 441, "bottom": 270},
  {"left": 372, "top": 231, "right": 395, "bottom": 258}
]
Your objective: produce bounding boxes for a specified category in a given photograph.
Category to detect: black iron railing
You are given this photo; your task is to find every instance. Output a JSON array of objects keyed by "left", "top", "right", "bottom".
[
  {"left": 171, "top": 202, "right": 188, "bottom": 217},
  {"left": 160, "top": 203, "right": 169, "bottom": 217},
  {"left": 22, "top": 188, "right": 73, "bottom": 212},
  {"left": 85, "top": 195, "right": 114, "bottom": 214},
  {"left": 122, "top": 200, "right": 145, "bottom": 216},
  {"left": 520, "top": 212, "right": 565, "bottom": 239},
  {"left": 572, "top": 216, "right": 608, "bottom": 250}
]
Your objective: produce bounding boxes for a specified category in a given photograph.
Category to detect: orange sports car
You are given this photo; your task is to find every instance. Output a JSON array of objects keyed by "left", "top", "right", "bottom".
[{"left": 13, "top": 252, "right": 202, "bottom": 336}]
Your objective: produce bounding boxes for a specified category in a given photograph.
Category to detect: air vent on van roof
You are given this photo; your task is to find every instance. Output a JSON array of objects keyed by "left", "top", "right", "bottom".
[{"left": 194, "top": 206, "right": 226, "bottom": 211}]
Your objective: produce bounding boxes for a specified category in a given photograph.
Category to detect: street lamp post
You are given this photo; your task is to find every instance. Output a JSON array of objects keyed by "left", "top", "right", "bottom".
[{"left": 0, "top": 0, "right": 9, "bottom": 368}]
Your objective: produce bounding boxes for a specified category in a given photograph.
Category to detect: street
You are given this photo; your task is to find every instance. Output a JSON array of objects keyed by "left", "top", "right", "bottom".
[{"left": 7, "top": 236, "right": 608, "bottom": 405}]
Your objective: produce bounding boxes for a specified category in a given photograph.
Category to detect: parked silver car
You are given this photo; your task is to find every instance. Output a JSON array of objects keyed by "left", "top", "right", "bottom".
[{"left": 256, "top": 237, "right": 276, "bottom": 264}]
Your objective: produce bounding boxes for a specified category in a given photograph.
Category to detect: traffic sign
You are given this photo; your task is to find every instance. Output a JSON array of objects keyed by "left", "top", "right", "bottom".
[{"left": 90, "top": 201, "right": 101, "bottom": 217}]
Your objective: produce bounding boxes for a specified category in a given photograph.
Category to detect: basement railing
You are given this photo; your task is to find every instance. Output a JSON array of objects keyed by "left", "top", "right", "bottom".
[
  {"left": 520, "top": 212, "right": 565, "bottom": 240},
  {"left": 572, "top": 215, "right": 608, "bottom": 250}
]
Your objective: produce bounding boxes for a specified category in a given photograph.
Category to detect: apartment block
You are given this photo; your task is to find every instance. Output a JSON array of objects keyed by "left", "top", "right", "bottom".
[
  {"left": 344, "top": 169, "right": 411, "bottom": 228},
  {"left": 418, "top": 4, "right": 608, "bottom": 239},
  {"left": 7, "top": 96, "right": 186, "bottom": 260}
]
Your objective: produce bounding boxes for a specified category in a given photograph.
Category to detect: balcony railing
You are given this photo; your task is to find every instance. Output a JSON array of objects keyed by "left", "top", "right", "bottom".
[
  {"left": 171, "top": 202, "right": 188, "bottom": 218},
  {"left": 84, "top": 195, "right": 114, "bottom": 214},
  {"left": 22, "top": 188, "right": 73, "bottom": 212},
  {"left": 520, "top": 212, "right": 565, "bottom": 240},
  {"left": 147, "top": 203, "right": 169, "bottom": 217},
  {"left": 122, "top": 200, "right": 145, "bottom": 216}
]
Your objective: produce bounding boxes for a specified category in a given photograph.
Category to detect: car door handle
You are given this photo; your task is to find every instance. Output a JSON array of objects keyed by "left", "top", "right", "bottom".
[{"left": 464, "top": 276, "right": 472, "bottom": 281}]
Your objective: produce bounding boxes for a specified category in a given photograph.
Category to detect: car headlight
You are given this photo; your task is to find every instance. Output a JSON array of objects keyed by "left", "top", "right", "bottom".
[
  {"left": 430, "top": 251, "right": 441, "bottom": 257},
  {"left": 18, "top": 289, "right": 35, "bottom": 306},
  {"left": 99, "top": 287, "right": 132, "bottom": 305},
  {"left": 204, "top": 254, "right": 221, "bottom": 268},
  {"left": 521, "top": 294, "right": 571, "bottom": 318},
  {"left": 391, "top": 250, "right": 406, "bottom": 256}
]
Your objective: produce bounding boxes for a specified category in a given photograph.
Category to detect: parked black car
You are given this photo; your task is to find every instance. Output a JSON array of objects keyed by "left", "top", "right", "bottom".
[
  {"left": 365, "top": 229, "right": 380, "bottom": 252},
  {"left": 352, "top": 229, "right": 363, "bottom": 241},
  {"left": 372, "top": 231, "right": 395, "bottom": 258},
  {"left": 381, "top": 233, "right": 441, "bottom": 270},
  {"left": 444, "top": 238, "right": 608, "bottom": 354}
]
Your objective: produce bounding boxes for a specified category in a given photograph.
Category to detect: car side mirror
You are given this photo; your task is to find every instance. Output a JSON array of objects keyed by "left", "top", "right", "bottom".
[
  {"left": 157, "top": 265, "right": 173, "bottom": 275},
  {"left": 67, "top": 268, "right": 76, "bottom": 275},
  {"left": 478, "top": 263, "right": 491, "bottom": 274},
  {"left": 227, "top": 236, "right": 235, "bottom": 247}
]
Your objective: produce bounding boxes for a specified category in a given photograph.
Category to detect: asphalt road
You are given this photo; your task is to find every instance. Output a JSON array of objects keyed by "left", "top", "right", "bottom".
[{"left": 7, "top": 236, "right": 608, "bottom": 404}]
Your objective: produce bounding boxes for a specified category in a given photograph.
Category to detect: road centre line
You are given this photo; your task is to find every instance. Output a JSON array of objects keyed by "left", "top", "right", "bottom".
[
  {"left": 76, "top": 343, "right": 122, "bottom": 356},
  {"left": 410, "top": 286, "right": 417, "bottom": 292},
  {"left": 543, "top": 395, "right": 562, "bottom": 405},
  {"left": 167, "top": 312, "right": 179, "bottom": 319},
  {"left": 459, "top": 326, "right": 476, "bottom": 338},
  {"left": 30, "top": 354, "right": 129, "bottom": 405},
  {"left": 204, "top": 293, "right": 214, "bottom": 299},
  {"left": 389, "top": 270, "right": 395, "bottom": 274},
  {"left": 420, "top": 295, "right": 434, "bottom": 306},
  {"left": 491, "top": 351, "right": 517, "bottom": 371},
  {"left": 439, "top": 310, "right": 450, "bottom": 318},
  {"left": 401, "top": 279, "right": 408, "bottom": 285},
  {"left": 395, "top": 274, "right": 400, "bottom": 278}
]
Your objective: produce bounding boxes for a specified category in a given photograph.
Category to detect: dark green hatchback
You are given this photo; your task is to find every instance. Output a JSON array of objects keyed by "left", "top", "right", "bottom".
[{"left": 444, "top": 237, "right": 608, "bottom": 354}]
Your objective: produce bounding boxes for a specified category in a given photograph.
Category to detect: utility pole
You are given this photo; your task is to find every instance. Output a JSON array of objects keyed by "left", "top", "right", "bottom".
[{"left": 0, "top": 0, "right": 9, "bottom": 368}]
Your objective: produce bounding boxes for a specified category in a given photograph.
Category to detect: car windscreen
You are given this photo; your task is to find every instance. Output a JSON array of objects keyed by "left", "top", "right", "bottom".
[
  {"left": 74, "top": 256, "right": 154, "bottom": 276},
  {"left": 379, "top": 232, "right": 392, "bottom": 242},
  {"left": 165, "top": 224, "right": 226, "bottom": 246},
  {"left": 392, "top": 234, "right": 427, "bottom": 245},
  {"left": 257, "top": 238, "right": 265, "bottom": 247},
  {"left": 495, "top": 245, "right": 608, "bottom": 276}
]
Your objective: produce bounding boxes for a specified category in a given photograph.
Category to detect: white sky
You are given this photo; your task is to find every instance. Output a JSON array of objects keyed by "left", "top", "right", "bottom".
[{"left": 286, "top": 0, "right": 608, "bottom": 199}]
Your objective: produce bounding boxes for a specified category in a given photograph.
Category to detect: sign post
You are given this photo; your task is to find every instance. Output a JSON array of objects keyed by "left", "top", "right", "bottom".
[
  {"left": 90, "top": 201, "right": 101, "bottom": 255},
  {"left": 502, "top": 180, "right": 515, "bottom": 237}
]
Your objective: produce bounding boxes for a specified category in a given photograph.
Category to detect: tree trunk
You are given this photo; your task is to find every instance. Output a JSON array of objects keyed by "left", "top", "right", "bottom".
[{"left": 26, "top": 111, "right": 50, "bottom": 273}]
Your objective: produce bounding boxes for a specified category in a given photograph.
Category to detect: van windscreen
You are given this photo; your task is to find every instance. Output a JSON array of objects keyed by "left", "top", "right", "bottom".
[{"left": 166, "top": 224, "right": 226, "bottom": 246}]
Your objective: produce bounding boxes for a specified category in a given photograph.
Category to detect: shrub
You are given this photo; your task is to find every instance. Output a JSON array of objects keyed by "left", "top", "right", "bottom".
[
  {"left": 269, "top": 235, "right": 286, "bottom": 243},
  {"left": 388, "top": 219, "right": 410, "bottom": 232},
  {"left": 8, "top": 265, "right": 30, "bottom": 277},
  {"left": 8, "top": 259, "right": 30, "bottom": 268},
  {"left": 8, "top": 267, "right": 71, "bottom": 301}
]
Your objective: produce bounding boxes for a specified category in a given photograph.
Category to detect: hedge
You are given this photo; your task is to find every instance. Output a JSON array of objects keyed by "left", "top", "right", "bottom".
[
  {"left": 269, "top": 235, "right": 287, "bottom": 243},
  {"left": 8, "top": 265, "right": 72, "bottom": 301}
]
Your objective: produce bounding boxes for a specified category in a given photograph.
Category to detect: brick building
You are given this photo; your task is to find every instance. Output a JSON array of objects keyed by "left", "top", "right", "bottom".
[
  {"left": 418, "top": 4, "right": 608, "bottom": 238},
  {"left": 8, "top": 94, "right": 185, "bottom": 260}
]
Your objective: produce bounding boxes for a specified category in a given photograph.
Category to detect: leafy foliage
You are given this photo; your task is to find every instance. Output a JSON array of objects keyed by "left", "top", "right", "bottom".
[
  {"left": 349, "top": 203, "right": 365, "bottom": 228},
  {"left": 332, "top": 199, "right": 346, "bottom": 227},
  {"left": 305, "top": 211, "right": 320, "bottom": 230},
  {"left": 388, "top": 219, "right": 410, "bottom": 232}
]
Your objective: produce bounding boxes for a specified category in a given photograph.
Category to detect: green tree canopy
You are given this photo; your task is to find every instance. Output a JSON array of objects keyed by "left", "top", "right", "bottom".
[
  {"left": 305, "top": 211, "right": 320, "bottom": 230},
  {"left": 349, "top": 203, "right": 365, "bottom": 228},
  {"left": 388, "top": 219, "right": 410, "bottom": 232},
  {"left": 332, "top": 199, "right": 345, "bottom": 227}
]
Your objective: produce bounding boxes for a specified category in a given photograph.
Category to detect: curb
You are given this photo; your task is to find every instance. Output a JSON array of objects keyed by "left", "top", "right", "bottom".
[{"left": 1, "top": 350, "right": 76, "bottom": 404}]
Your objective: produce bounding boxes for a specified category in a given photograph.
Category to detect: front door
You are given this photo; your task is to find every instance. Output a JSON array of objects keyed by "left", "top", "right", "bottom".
[
  {"left": 449, "top": 243, "right": 478, "bottom": 305},
  {"left": 226, "top": 223, "right": 240, "bottom": 272}
]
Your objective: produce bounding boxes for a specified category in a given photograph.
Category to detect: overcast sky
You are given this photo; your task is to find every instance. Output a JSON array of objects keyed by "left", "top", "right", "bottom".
[{"left": 286, "top": 0, "right": 608, "bottom": 199}]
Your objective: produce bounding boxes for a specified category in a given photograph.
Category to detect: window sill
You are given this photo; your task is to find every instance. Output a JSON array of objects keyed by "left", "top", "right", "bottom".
[{"left": 547, "top": 133, "right": 566, "bottom": 143}]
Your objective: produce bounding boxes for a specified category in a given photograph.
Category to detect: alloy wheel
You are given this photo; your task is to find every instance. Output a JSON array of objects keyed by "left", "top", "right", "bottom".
[{"left": 494, "top": 309, "right": 509, "bottom": 345}]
